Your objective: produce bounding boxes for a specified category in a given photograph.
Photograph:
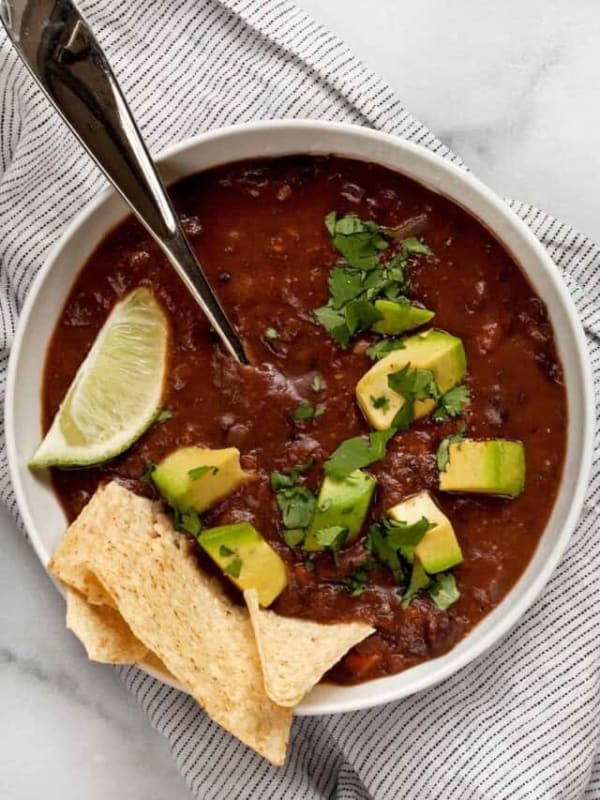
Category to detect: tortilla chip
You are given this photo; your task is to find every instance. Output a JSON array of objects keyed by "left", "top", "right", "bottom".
[
  {"left": 141, "top": 650, "right": 176, "bottom": 681},
  {"left": 71, "top": 483, "right": 290, "bottom": 765},
  {"left": 244, "top": 588, "right": 374, "bottom": 707},
  {"left": 66, "top": 588, "right": 148, "bottom": 664},
  {"left": 49, "top": 482, "right": 154, "bottom": 607}
]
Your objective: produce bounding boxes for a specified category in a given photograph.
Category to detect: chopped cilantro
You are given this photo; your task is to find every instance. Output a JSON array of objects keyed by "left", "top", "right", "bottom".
[
  {"left": 429, "top": 572, "right": 460, "bottom": 610},
  {"left": 270, "top": 461, "right": 317, "bottom": 533},
  {"left": 219, "top": 544, "right": 234, "bottom": 557},
  {"left": 175, "top": 508, "right": 201, "bottom": 537},
  {"left": 324, "top": 428, "right": 395, "bottom": 480},
  {"left": 326, "top": 213, "right": 389, "bottom": 270},
  {"left": 367, "top": 516, "right": 433, "bottom": 580},
  {"left": 140, "top": 460, "right": 156, "bottom": 483},
  {"left": 293, "top": 403, "right": 325, "bottom": 422},
  {"left": 387, "top": 364, "right": 440, "bottom": 431},
  {"left": 366, "top": 338, "right": 406, "bottom": 361},
  {"left": 344, "top": 298, "right": 382, "bottom": 335},
  {"left": 315, "top": 213, "right": 433, "bottom": 349},
  {"left": 311, "top": 374, "right": 324, "bottom": 392},
  {"left": 155, "top": 409, "right": 172, "bottom": 423},
  {"left": 283, "top": 528, "right": 305, "bottom": 547},
  {"left": 188, "top": 465, "right": 218, "bottom": 480},
  {"left": 432, "top": 385, "right": 471, "bottom": 422},
  {"left": 223, "top": 556, "right": 243, "bottom": 578},
  {"left": 370, "top": 395, "right": 390, "bottom": 411},
  {"left": 264, "top": 327, "right": 279, "bottom": 340},
  {"left": 436, "top": 427, "right": 466, "bottom": 471},
  {"left": 343, "top": 559, "right": 377, "bottom": 596},
  {"left": 312, "top": 525, "right": 348, "bottom": 564},
  {"left": 401, "top": 559, "right": 431, "bottom": 609}
]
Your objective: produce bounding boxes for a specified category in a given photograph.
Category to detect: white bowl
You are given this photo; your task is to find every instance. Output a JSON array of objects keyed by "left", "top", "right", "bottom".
[{"left": 5, "top": 120, "right": 595, "bottom": 715}]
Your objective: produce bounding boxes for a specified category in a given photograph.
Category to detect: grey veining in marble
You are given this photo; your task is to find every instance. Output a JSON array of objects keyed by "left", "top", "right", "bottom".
[{"left": 2, "top": 1, "right": 599, "bottom": 797}]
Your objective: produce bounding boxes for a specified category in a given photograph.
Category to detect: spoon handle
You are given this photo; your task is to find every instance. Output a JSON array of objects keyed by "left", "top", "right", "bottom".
[{"left": 1, "top": 0, "right": 248, "bottom": 364}]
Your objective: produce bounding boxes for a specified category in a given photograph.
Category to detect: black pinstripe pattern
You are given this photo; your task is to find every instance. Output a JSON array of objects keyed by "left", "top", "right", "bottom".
[{"left": 1, "top": 0, "right": 599, "bottom": 797}]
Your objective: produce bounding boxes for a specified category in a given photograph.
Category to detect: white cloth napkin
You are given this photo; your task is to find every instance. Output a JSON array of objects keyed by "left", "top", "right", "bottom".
[{"left": 1, "top": 1, "right": 599, "bottom": 797}]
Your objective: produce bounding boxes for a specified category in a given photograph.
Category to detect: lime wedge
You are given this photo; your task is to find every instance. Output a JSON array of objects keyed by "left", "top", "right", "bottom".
[{"left": 30, "top": 287, "right": 169, "bottom": 469}]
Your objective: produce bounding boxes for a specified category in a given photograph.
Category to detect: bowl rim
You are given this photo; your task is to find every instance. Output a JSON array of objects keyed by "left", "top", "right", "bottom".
[{"left": 5, "top": 118, "right": 595, "bottom": 716}]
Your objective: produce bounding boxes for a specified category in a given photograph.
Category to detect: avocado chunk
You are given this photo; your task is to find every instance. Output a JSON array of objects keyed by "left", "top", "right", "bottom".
[
  {"left": 198, "top": 522, "right": 288, "bottom": 607},
  {"left": 439, "top": 439, "right": 526, "bottom": 498},
  {"left": 303, "top": 469, "right": 376, "bottom": 552},
  {"left": 356, "top": 329, "right": 467, "bottom": 430},
  {"left": 152, "top": 446, "right": 252, "bottom": 514},
  {"left": 371, "top": 299, "right": 434, "bottom": 335},
  {"left": 388, "top": 490, "right": 463, "bottom": 573}
]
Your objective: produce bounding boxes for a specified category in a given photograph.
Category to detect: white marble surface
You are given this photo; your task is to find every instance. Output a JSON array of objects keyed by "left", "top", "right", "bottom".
[{"left": 2, "top": 1, "right": 599, "bottom": 798}]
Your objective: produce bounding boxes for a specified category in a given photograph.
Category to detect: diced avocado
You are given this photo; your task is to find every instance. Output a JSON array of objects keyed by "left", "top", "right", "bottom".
[
  {"left": 356, "top": 329, "right": 467, "bottom": 430},
  {"left": 371, "top": 299, "right": 434, "bottom": 335},
  {"left": 388, "top": 490, "right": 463, "bottom": 573},
  {"left": 198, "top": 522, "right": 288, "bottom": 607},
  {"left": 303, "top": 469, "right": 376, "bottom": 551},
  {"left": 439, "top": 439, "right": 525, "bottom": 498},
  {"left": 152, "top": 446, "right": 252, "bottom": 514}
]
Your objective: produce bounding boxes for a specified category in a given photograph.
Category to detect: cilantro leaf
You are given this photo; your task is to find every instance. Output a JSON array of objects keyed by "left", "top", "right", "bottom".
[
  {"left": 312, "top": 525, "right": 348, "bottom": 564},
  {"left": 436, "top": 427, "right": 466, "bottom": 471},
  {"left": 188, "top": 465, "right": 218, "bottom": 480},
  {"left": 401, "top": 559, "right": 431, "bottom": 609},
  {"left": 156, "top": 409, "right": 173, "bottom": 423},
  {"left": 270, "top": 458, "right": 314, "bottom": 491},
  {"left": 429, "top": 572, "right": 460, "bottom": 610},
  {"left": 345, "top": 298, "right": 382, "bottom": 335},
  {"left": 223, "top": 556, "right": 243, "bottom": 578},
  {"left": 140, "top": 460, "right": 156, "bottom": 483},
  {"left": 264, "top": 327, "right": 279, "bottom": 340},
  {"left": 370, "top": 395, "right": 390, "bottom": 411},
  {"left": 271, "top": 461, "right": 317, "bottom": 533},
  {"left": 219, "top": 544, "right": 234, "bottom": 557},
  {"left": 324, "top": 428, "right": 395, "bottom": 480},
  {"left": 366, "top": 338, "right": 407, "bottom": 361},
  {"left": 326, "top": 213, "right": 390, "bottom": 270},
  {"left": 431, "top": 385, "right": 471, "bottom": 422},
  {"left": 313, "top": 305, "right": 351, "bottom": 348},
  {"left": 367, "top": 515, "right": 433, "bottom": 580},
  {"left": 293, "top": 403, "right": 325, "bottom": 422},
  {"left": 399, "top": 237, "right": 433, "bottom": 258},
  {"left": 174, "top": 508, "right": 201, "bottom": 537},
  {"left": 328, "top": 266, "right": 364, "bottom": 308},
  {"left": 343, "top": 559, "right": 377, "bottom": 596},
  {"left": 387, "top": 364, "right": 440, "bottom": 431},
  {"left": 283, "top": 528, "right": 305, "bottom": 547}
]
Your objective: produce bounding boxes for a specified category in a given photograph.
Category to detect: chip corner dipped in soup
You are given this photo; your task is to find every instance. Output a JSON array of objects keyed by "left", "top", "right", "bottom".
[{"left": 36, "top": 155, "right": 566, "bottom": 761}]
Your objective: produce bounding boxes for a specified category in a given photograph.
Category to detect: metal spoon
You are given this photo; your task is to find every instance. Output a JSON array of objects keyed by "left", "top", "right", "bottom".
[{"left": 0, "top": 0, "right": 249, "bottom": 364}]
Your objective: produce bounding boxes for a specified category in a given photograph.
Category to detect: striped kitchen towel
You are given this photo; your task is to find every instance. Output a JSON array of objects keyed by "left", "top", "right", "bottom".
[{"left": 1, "top": 0, "right": 599, "bottom": 797}]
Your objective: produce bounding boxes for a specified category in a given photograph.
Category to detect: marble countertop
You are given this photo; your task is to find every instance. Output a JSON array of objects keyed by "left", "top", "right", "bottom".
[{"left": 2, "top": 1, "right": 598, "bottom": 798}]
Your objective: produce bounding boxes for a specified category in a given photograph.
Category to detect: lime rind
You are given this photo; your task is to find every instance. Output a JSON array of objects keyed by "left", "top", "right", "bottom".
[{"left": 30, "top": 287, "right": 169, "bottom": 469}]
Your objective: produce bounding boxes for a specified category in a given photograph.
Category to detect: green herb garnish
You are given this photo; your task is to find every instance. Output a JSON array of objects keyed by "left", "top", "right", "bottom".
[
  {"left": 188, "top": 465, "right": 218, "bottom": 480},
  {"left": 271, "top": 461, "right": 317, "bottom": 535},
  {"left": 219, "top": 544, "right": 235, "bottom": 557},
  {"left": 370, "top": 395, "right": 390, "bottom": 411},
  {"left": 283, "top": 528, "right": 305, "bottom": 547},
  {"left": 429, "top": 572, "right": 460, "bottom": 610},
  {"left": 401, "top": 560, "right": 431, "bottom": 609},
  {"left": 223, "top": 556, "right": 243, "bottom": 578},
  {"left": 387, "top": 364, "right": 440, "bottom": 431},
  {"left": 343, "top": 559, "right": 377, "bottom": 596},
  {"left": 312, "top": 525, "right": 348, "bottom": 564},
  {"left": 293, "top": 403, "right": 325, "bottom": 422},
  {"left": 366, "top": 338, "right": 406, "bottom": 361},
  {"left": 140, "top": 460, "right": 156, "bottom": 483},
  {"left": 367, "top": 515, "right": 434, "bottom": 582},
  {"left": 324, "top": 429, "right": 395, "bottom": 480},
  {"left": 436, "top": 427, "right": 466, "bottom": 471},
  {"left": 431, "top": 385, "right": 471, "bottom": 422},
  {"left": 156, "top": 409, "right": 173, "bottom": 423},
  {"left": 264, "top": 327, "right": 279, "bottom": 340},
  {"left": 174, "top": 508, "right": 201, "bottom": 537},
  {"left": 314, "top": 213, "right": 432, "bottom": 348}
]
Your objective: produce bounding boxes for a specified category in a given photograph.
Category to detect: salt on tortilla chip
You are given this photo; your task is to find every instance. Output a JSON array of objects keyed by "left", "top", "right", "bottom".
[
  {"left": 244, "top": 588, "right": 374, "bottom": 707},
  {"left": 72, "top": 482, "right": 291, "bottom": 765},
  {"left": 48, "top": 482, "right": 154, "bottom": 607},
  {"left": 66, "top": 588, "right": 148, "bottom": 664}
]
